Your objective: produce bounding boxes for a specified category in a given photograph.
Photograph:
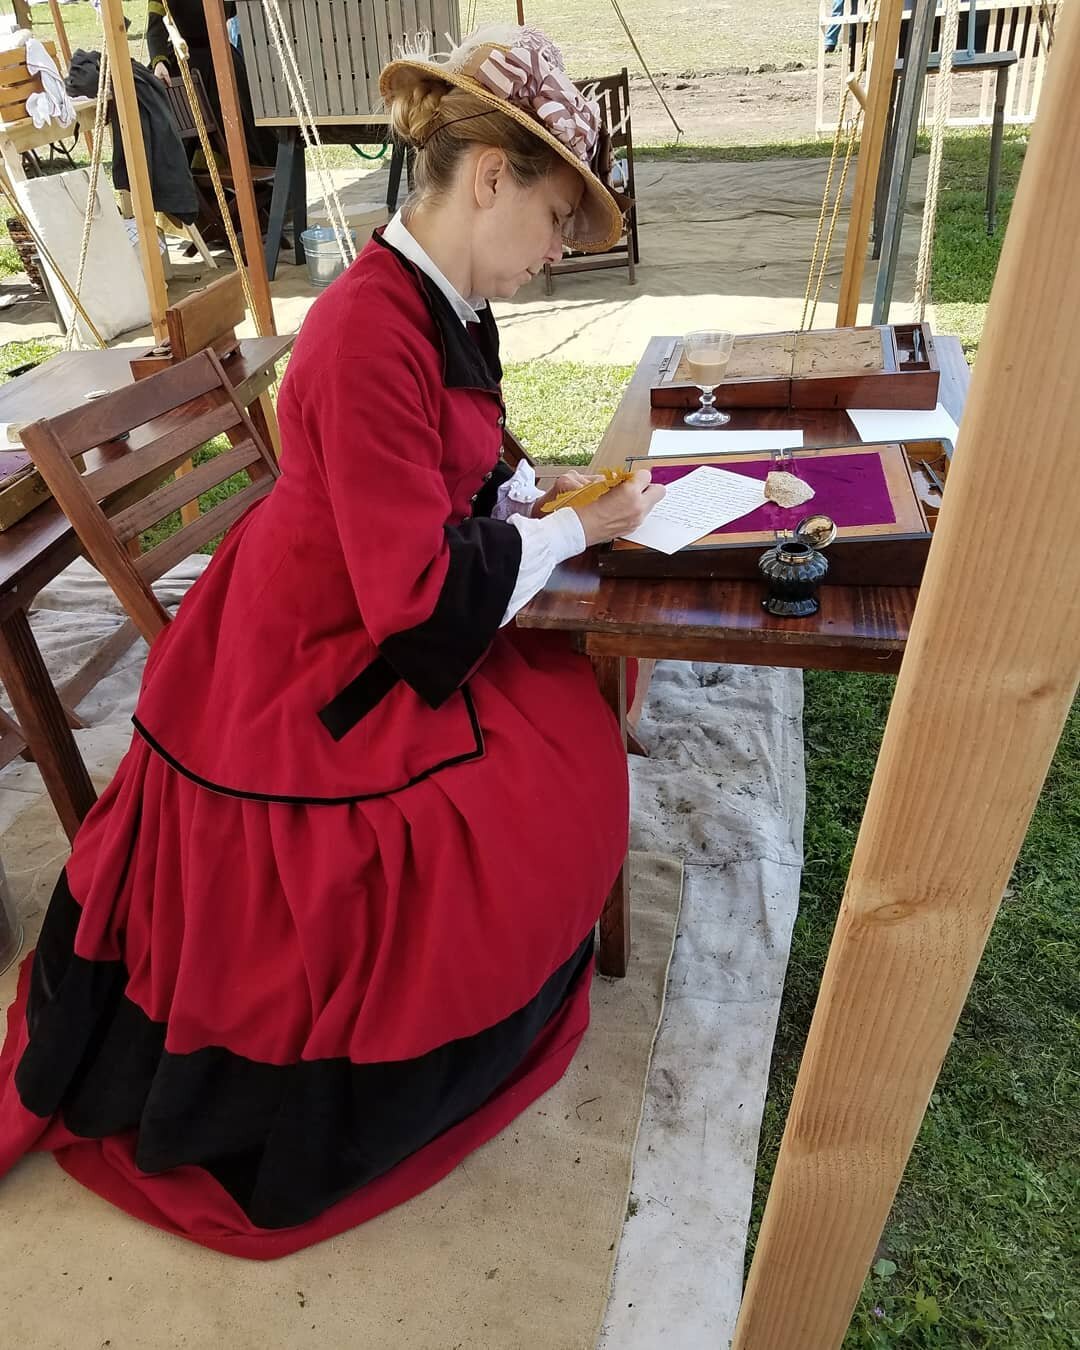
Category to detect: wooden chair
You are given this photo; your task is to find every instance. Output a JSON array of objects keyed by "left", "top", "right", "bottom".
[
  {"left": 159, "top": 69, "right": 275, "bottom": 256},
  {"left": 19, "top": 350, "right": 280, "bottom": 645},
  {"left": 544, "top": 69, "right": 639, "bottom": 293}
]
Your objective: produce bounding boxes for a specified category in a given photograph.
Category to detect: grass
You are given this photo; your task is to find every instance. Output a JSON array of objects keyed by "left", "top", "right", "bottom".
[{"left": 748, "top": 677, "right": 1080, "bottom": 1348}]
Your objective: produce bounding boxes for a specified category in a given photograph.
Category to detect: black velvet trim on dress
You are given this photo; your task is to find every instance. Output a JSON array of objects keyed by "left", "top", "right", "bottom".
[
  {"left": 17, "top": 869, "right": 594, "bottom": 1231},
  {"left": 372, "top": 230, "right": 504, "bottom": 392},
  {"left": 133, "top": 684, "right": 484, "bottom": 803},
  {"left": 317, "top": 654, "right": 399, "bottom": 742},
  {"left": 379, "top": 516, "right": 523, "bottom": 710},
  {"left": 471, "top": 458, "right": 515, "bottom": 519}
]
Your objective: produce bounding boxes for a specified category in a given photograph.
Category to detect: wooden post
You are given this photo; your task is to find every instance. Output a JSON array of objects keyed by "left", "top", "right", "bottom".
[
  {"left": 201, "top": 0, "right": 277, "bottom": 338},
  {"left": 11, "top": 0, "right": 31, "bottom": 31},
  {"left": 516, "top": 2, "right": 525, "bottom": 23},
  {"left": 733, "top": 4, "right": 1080, "bottom": 1343},
  {"left": 46, "top": 0, "right": 72, "bottom": 69},
  {"left": 99, "top": 0, "right": 168, "bottom": 342},
  {"left": 835, "top": 0, "right": 905, "bottom": 326}
]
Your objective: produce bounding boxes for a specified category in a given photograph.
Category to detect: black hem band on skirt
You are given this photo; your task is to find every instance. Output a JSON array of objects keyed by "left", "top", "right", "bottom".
[{"left": 16, "top": 869, "right": 594, "bottom": 1230}]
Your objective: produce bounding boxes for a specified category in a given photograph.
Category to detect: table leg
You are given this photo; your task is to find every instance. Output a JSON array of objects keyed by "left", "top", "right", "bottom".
[
  {"left": 592, "top": 653, "right": 630, "bottom": 978},
  {"left": 265, "top": 130, "right": 298, "bottom": 282},
  {"left": 987, "top": 66, "right": 1008, "bottom": 236},
  {"left": 0, "top": 608, "right": 95, "bottom": 843}
]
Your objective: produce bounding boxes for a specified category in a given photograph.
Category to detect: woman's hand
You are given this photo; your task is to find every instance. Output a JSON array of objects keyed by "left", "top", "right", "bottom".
[
  {"left": 533, "top": 470, "right": 603, "bottom": 516},
  {"left": 571, "top": 469, "right": 666, "bottom": 547},
  {"left": 153, "top": 61, "right": 170, "bottom": 81}
]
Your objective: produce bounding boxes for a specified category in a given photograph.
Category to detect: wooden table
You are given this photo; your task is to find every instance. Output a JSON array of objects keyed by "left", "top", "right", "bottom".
[
  {"left": 517, "top": 333, "right": 970, "bottom": 977},
  {"left": 0, "top": 336, "right": 291, "bottom": 841}
]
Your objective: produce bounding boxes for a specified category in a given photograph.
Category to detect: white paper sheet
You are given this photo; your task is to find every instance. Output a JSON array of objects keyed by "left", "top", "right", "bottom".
[
  {"left": 847, "top": 402, "right": 959, "bottom": 446},
  {"left": 622, "top": 465, "right": 765, "bottom": 555},
  {"left": 648, "top": 428, "right": 804, "bottom": 456}
]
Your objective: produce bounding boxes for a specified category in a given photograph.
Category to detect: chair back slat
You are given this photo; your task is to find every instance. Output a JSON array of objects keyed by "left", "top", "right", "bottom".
[
  {"left": 110, "top": 438, "right": 264, "bottom": 543},
  {"left": 135, "top": 480, "right": 273, "bottom": 584},
  {"left": 20, "top": 352, "right": 281, "bottom": 646},
  {"left": 29, "top": 351, "right": 228, "bottom": 460},
  {"left": 82, "top": 401, "right": 244, "bottom": 502}
]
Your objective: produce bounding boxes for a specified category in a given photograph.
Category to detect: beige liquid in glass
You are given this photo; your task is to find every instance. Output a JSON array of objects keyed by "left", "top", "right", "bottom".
[{"left": 685, "top": 347, "right": 730, "bottom": 388}]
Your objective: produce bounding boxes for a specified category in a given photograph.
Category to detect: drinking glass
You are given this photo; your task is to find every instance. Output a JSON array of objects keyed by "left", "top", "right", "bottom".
[{"left": 683, "top": 329, "right": 735, "bottom": 426}]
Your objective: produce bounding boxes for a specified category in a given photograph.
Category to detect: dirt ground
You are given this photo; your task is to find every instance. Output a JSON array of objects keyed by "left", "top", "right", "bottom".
[
  {"left": 626, "top": 60, "right": 999, "bottom": 146},
  {"left": 627, "top": 67, "right": 823, "bottom": 145}
]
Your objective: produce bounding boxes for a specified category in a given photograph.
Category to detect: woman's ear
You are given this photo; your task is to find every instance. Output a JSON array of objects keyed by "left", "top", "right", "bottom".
[{"left": 472, "top": 148, "right": 507, "bottom": 211}]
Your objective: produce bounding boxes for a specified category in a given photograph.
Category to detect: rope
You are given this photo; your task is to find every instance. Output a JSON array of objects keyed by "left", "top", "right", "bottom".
[
  {"left": 606, "top": 0, "right": 683, "bottom": 140},
  {"left": 64, "top": 36, "right": 112, "bottom": 351},
  {"left": 801, "top": 0, "right": 880, "bottom": 330},
  {"left": 161, "top": 0, "right": 265, "bottom": 334},
  {"left": 913, "top": 0, "right": 961, "bottom": 320},
  {"left": 260, "top": 0, "right": 356, "bottom": 265}
]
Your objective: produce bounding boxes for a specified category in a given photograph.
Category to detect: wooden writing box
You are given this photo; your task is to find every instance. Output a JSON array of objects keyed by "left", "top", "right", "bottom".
[
  {"left": 598, "top": 440, "right": 951, "bottom": 585},
  {"left": 650, "top": 323, "right": 940, "bottom": 412}
]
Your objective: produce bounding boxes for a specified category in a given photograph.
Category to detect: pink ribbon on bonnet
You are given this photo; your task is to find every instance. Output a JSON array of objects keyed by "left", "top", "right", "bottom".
[{"left": 467, "top": 29, "right": 601, "bottom": 165}]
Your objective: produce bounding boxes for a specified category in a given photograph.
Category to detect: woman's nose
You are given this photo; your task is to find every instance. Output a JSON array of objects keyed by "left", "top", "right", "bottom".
[{"left": 544, "top": 231, "right": 565, "bottom": 264}]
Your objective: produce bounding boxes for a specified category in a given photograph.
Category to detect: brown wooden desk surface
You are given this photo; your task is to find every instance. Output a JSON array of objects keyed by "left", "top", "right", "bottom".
[
  {"left": 0, "top": 336, "right": 292, "bottom": 620},
  {"left": 517, "top": 334, "right": 970, "bottom": 675}
]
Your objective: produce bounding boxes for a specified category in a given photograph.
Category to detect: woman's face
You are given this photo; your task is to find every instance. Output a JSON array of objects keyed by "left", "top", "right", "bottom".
[{"left": 470, "top": 155, "right": 585, "bottom": 299}]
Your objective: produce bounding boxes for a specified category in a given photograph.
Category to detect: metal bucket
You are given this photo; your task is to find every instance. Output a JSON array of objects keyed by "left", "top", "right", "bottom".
[{"left": 300, "top": 227, "right": 357, "bottom": 288}]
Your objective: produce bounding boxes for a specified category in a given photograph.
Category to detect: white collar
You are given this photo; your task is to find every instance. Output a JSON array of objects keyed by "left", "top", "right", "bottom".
[{"left": 382, "top": 211, "right": 487, "bottom": 326}]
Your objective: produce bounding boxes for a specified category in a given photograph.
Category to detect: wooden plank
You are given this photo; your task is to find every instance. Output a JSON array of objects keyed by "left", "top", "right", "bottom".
[
  {"left": 0, "top": 606, "right": 95, "bottom": 842},
  {"left": 836, "top": 0, "right": 906, "bottom": 325},
  {"left": 99, "top": 0, "right": 168, "bottom": 342},
  {"left": 386, "top": 0, "right": 406, "bottom": 65},
  {"left": 83, "top": 404, "right": 243, "bottom": 500},
  {"left": 137, "top": 479, "right": 271, "bottom": 581},
  {"left": 370, "top": 0, "right": 392, "bottom": 88},
  {"left": 165, "top": 271, "right": 246, "bottom": 359},
  {"left": 110, "top": 440, "right": 261, "bottom": 542},
  {"left": 733, "top": 3, "right": 1080, "bottom": 1340},
  {"left": 47, "top": 1, "right": 73, "bottom": 71},
  {"left": 320, "top": 0, "right": 349, "bottom": 118},
  {"left": 203, "top": 0, "right": 277, "bottom": 337},
  {"left": 300, "top": 0, "right": 331, "bottom": 119},
  {"left": 346, "top": 0, "right": 377, "bottom": 112},
  {"left": 591, "top": 654, "right": 630, "bottom": 977}
]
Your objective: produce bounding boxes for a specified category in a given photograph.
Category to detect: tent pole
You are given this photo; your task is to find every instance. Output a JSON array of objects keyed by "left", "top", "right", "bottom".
[
  {"left": 201, "top": 0, "right": 276, "bottom": 337},
  {"left": 733, "top": 3, "right": 1080, "bottom": 1342},
  {"left": 871, "top": 0, "right": 936, "bottom": 321},
  {"left": 99, "top": 0, "right": 168, "bottom": 342},
  {"left": 46, "top": 0, "right": 73, "bottom": 69},
  {"left": 836, "top": 0, "right": 905, "bottom": 325}
]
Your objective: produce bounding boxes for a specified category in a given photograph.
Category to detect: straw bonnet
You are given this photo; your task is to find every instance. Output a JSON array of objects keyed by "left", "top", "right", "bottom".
[{"left": 380, "top": 24, "right": 626, "bottom": 254}]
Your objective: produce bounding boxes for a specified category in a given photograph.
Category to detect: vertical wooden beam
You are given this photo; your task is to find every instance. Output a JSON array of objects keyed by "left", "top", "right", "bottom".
[
  {"left": 47, "top": 0, "right": 73, "bottom": 69},
  {"left": 835, "top": 0, "right": 905, "bottom": 325},
  {"left": 733, "top": 4, "right": 1080, "bottom": 1343},
  {"left": 99, "top": 0, "right": 168, "bottom": 342},
  {"left": 515, "top": 1, "right": 525, "bottom": 23},
  {"left": 11, "top": 0, "right": 32, "bottom": 31},
  {"left": 592, "top": 654, "right": 630, "bottom": 977},
  {"left": 201, "top": 0, "right": 277, "bottom": 337}
]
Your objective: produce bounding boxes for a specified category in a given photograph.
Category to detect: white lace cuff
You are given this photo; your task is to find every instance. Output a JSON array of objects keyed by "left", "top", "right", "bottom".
[{"left": 492, "top": 459, "right": 546, "bottom": 520}]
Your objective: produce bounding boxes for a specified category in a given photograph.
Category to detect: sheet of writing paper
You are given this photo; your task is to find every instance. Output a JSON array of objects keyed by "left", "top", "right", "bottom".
[
  {"left": 648, "top": 428, "right": 804, "bottom": 455},
  {"left": 847, "top": 403, "right": 960, "bottom": 446},
  {"left": 621, "top": 465, "right": 766, "bottom": 555}
]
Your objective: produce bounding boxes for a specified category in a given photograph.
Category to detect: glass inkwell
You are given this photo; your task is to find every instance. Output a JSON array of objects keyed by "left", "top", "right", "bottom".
[{"left": 758, "top": 513, "right": 838, "bottom": 618}]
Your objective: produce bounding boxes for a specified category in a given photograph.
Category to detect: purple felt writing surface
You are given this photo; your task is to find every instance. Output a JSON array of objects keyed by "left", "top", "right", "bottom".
[{"left": 648, "top": 453, "right": 897, "bottom": 535}]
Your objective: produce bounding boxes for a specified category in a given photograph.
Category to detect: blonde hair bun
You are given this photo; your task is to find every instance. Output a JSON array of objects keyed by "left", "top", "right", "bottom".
[{"left": 387, "top": 77, "right": 451, "bottom": 146}]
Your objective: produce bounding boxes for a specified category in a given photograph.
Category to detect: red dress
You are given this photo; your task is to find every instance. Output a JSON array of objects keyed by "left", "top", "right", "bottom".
[{"left": 0, "top": 234, "right": 629, "bottom": 1258}]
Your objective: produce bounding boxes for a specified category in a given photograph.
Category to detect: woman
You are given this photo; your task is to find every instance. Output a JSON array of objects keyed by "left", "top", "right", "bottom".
[{"left": 0, "top": 25, "right": 664, "bottom": 1259}]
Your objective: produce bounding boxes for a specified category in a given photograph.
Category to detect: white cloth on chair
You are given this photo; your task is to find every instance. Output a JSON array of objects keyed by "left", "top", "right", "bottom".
[{"left": 24, "top": 38, "right": 75, "bottom": 130}]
